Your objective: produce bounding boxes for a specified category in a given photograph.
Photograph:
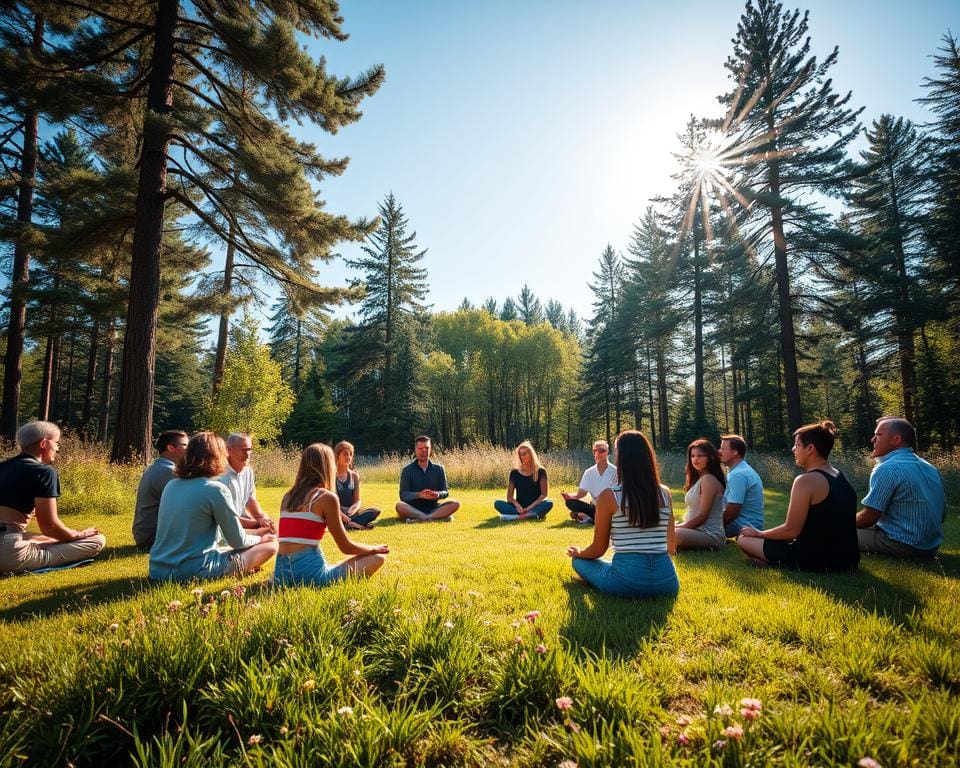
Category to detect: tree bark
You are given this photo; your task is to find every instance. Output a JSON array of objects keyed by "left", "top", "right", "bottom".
[
  {"left": 693, "top": 212, "right": 706, "bottom": 427},
  {"left": 212, "top": 224, "right": 236, "bottom": 398},
  {"left": 1, "top": 14, "right": 43, "bottom": 437},
  {"left": 81, "top": 318, "right": 100, "bottom": 439},
  {"left": 111, "top": 0, "right": 178, "bottom": 463}
]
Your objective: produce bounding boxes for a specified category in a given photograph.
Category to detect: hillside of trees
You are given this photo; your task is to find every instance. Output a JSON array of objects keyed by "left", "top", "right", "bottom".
[{"left": 1, "top": 0, "right": 958, "bottom": 459}]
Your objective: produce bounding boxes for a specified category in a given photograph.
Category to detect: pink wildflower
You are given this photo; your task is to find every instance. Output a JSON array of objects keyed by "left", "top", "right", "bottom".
[
  {"left": 512, "top": 635, "right": 523, "bottom": 645},
  {"left": 713, "top": 704, "right": 733, "bottom": 717},
  {"left": 167, "top": 600, "right": 183, "bottom": 612},
  {"left": 723, "top": 725, "right": 744, "bottom": 740},
  {"left": 231, "top": 584, "right": 246, "bottom": 599},
  {"left": 677, "top": 732, "right": 690, "bottom": 746},
  {"left": 740, "top": 697, "right": 762, "bottom": 711},
  {"left": 525, "top": 610, "right": 541, "bottom": 623},
  {"left": 535, "top": 643, "right": 547, "bottom": 654},
  {"left": 857, "top": 759, "right": 882, "bottom": 768},
  {"left": 741, "top": 707, "right": 760, "bottom": 721},
  {"left": 443, "top": 620, "right": 454, "bottom": 629},
  {"left": 713, "top": 739, "right": 727, "bottom": 750},
  {"left": 247, "top": 734, "right": 262, "bottom": 745},
  {"left": 558, "top": 761, "right": 577, "bottom": 768},
  {"left": 555, "top": 696, "right": 573, "bottom": 711}
]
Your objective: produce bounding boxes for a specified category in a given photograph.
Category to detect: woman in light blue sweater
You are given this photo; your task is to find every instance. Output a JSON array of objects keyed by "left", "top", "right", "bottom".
[{"left": 149, "top": 432, "right": 278, "bottom": 581}]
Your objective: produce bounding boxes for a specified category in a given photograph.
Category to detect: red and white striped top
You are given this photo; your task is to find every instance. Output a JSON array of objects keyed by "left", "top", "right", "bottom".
[{"left": 278, "top": 489, "right": 327, "bottom": 545}]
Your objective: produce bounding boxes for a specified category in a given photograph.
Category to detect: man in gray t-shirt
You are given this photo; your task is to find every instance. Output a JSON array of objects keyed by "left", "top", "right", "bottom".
[{"left": 133, "top": 430, "right": 189, "bottom": 550}]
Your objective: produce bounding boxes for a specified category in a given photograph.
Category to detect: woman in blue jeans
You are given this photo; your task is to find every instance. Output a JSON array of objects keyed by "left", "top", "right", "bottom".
[
  {"left": 274, "top": 443, "right": 389, "bottom": 588},
  {"left": 566, "top": 430, "right": 678, "bottom": 597},
  {"left": 495, "top": 441, "right": 553, "bottom": 521}
]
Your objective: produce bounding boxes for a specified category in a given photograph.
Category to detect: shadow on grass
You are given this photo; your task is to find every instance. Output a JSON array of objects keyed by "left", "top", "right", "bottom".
[
  {"left": 560, "top": 579, "right": 676, "bottom": 659},
  {"left": 0, "top": 573, "right": 154, "bottom": 622}
]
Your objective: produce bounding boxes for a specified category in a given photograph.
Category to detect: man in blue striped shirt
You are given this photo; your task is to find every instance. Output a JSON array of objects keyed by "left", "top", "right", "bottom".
[{"left": 857, "top": 418, "right": 946, "bottom": 558}]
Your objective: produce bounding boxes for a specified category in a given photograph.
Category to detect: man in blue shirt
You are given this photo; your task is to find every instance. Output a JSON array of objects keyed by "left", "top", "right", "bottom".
[
  {"left": 857, "top": 417, "right": 946, "bottom": 558},
  {"left": 395, "top": 435, "right": 460, "bottom": 522},
  {"left": 719, "top": 434, "right": 764, "bottom": 538}
]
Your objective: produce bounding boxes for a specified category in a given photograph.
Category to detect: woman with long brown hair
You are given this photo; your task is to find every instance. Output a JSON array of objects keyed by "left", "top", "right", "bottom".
[
  {"left": 149, "top": 432, "right": 277, "bottom": 581},
  {"left": 566, "top": 430, "right": 678, "bottom": 596},
  {"left": 333, "top": 441, "right": 381, "bottom": 529},
  {"left": 675, "top": 438, "right": 726, "bottom": 550},
  {"left": 273, "top": 443, "right": 389, "bottom": 587}
]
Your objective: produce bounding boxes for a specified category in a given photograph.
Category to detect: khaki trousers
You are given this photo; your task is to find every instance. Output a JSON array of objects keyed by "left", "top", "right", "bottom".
[{"left": 0, "top": 530, "right": 106, "bottom": 574}]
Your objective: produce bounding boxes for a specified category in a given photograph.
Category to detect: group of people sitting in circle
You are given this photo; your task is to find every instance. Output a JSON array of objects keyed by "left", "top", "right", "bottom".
[{"left": 0, "top": 418, "right": 947, "bottom": 601}]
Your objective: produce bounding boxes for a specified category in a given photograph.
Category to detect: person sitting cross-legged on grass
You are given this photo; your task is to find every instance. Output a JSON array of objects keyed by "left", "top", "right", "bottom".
[
  {"left": 737, "top": 420, "right": 860, "bottom": 573},
  {"left": 675, "top": 438, "right": 726, "bottom": 550},
  {"left": 395, "top": 435, "right": 460, "bottom": 522},
  {"left": 494, "top": 441, "right": 553, "bottom": 521},
  {"left": 0, "top": 420, "right": 106, "bottom": 574},
  {"left": 274, "top": 443, "right": 389, "bottom": 587},
  {"left": 561, "top": 439, "right": 617, "bottom": 523},
  {"left": 566, "top": 430, "right": 679, "bottom": 597},
  {"left": 334, "top": 440, "right": 381, "bottom": 530},
  {"left": 149, "top": 432, "right": 278, "bottom": 582}
]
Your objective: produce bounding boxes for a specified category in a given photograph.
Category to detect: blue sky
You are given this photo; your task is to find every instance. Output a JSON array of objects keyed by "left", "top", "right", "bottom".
[{"left": 293, "top": 0, "right": 957, "bottom": 324}]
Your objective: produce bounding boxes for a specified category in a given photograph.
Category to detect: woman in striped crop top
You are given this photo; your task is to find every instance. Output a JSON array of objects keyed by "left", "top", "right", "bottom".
[
  {"left": 566, "top": 430, "right": 679, "bottom": 597},
  {"left": 273, "top": 443, "right": 389, "bottom": 588}
]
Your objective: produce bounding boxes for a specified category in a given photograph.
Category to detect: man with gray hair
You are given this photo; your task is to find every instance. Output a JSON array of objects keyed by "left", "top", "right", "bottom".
[
  {"left": 857, "top": 417, "right": 946, "bottom": 557},
  {"left": 561, "top": 440, "right": 617, "bottom": 523},
  {"left": 0, "top": 421, "right": 106, "bottom": 573},
  {"left": 217, "top": 432, "right": 274, "bottom": 533}
]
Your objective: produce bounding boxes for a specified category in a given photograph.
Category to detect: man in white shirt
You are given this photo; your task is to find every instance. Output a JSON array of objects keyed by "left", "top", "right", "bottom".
[
  {"left": 562, "top": 440, "right": 617, "bottom": 523},
  {"left": 218, "top": 433, "right": 275, "bottom": 533}
]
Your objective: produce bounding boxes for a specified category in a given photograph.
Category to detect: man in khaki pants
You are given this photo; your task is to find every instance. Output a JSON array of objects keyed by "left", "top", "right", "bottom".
[{"left": 0, "top": 421, "right": 106, "bottom": 573}]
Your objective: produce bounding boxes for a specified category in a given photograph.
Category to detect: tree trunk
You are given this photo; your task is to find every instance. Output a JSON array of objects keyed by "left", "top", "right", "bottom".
[
  {"left": 1, "top": 13, "right": 43, "bottom": 438},
  {"left": 646, "top": 339, "right": 657, "bottom": 448},
  {"left": 111, "top": 0, "right": 178, "bottom": 464},
  {"left": 656, "top": 343, "right": 670, "bottom": 450},
  {"left": 38, "top": 332, "right": 55, "bottom": 421},
  {"left": 81, "top": 317, "right": 100, "bottom": 439},
  {"left": 63, "top": 332, "right": 76, "bottom": 425},
  {"left": 693, "top": 215, "right": 706, "bottom": 428},
  {"left": 212, "top": 223, "right": 236, "bottom": 398}
]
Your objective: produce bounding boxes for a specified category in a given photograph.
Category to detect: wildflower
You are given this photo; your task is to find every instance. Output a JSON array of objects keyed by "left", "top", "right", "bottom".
[
  {"left": 658, "top": 725, "right": 672, "bottom": 739},
  {"left": 108, "top": 623, "right": 119, "bottom": 632},
  {"left": 857, "top": 759, "right": 882, "bottom": 768},
  {"left": 713, "top": 739, "right": 727, "bottom": 750},
  {"left": 300, "top": 680, "right": 316, "bottom": 692},
  {"left": 279, "top": 726, "right": 289, "bottom": 735},
  {"left": 564, "top": 720, "right": 580, "bottom": 734},
  {"left": 512, "top": 635, "right": 523, "bottom": 645},
  {"left": 555, "top": 696, "right": 573, "bottom": 711},
  {"left": 247, "top": 734, "right": 262, "bottom": 745},
  {"left": 713, "top": 704, "right": 733, "bottom": 717},
  {"left": 676, "top": 715, "right": 691, "bottom": 727},
  {"left": 337, "top": 706, "right": 354, "bottom": 716},
  {"left": 443, "top": 620, "right": 454, "bottom": 629},
  {"left": 231, "top": 584, "right": 246, "bottom": 599},
  {"left": 741, "top": 707, "right": 760, "bottom": 721},
  {"left": 510, "top": 619, "right": 521, "bottom": 629},
  {"left": 352, "top": 669, "right": 361, "bottom": 677},
  {"left": 535, "top": 643, "right": 547, "bottom": 654},
  {"left": 191, "top": 587, "right": 203, "bottom": 600},
  {"left": 558, "top": 761, "right": 578, "bottom": 768},
  {"left": 167, "top": 600, "right": 183, "bottom": 612},
  {"left": 677, "top": 732, "right": 690, "bottom": 745},
  {"left": 740, "top": 697, "right": 762, "bottom": 712},
  {"left": 723, "top": 725, "right": 744, "bottom": 740},
  {"left": 220, "top": 589, "right": 231, "bottom": 599},
  {"left": 525, "top": 610, "right": 541, "bottom": 623}
]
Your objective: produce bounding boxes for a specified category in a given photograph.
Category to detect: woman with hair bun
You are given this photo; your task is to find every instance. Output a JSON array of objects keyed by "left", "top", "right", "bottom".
[
  {"left": 273, "top": 443, "right": 389, "bottom": 587},
  {"left": 738, "top": 420, "right": 859, "bottom": 572}
]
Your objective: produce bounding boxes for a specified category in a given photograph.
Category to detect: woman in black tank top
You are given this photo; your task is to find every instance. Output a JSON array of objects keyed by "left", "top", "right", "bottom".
[{"left": 737, "top": 420, "right": 859, "bottom": 573}]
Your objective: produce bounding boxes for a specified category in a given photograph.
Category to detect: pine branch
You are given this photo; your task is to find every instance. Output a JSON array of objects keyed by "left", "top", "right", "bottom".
[{"left": 52, "top": 1, "right": 151, "bottom": 31}]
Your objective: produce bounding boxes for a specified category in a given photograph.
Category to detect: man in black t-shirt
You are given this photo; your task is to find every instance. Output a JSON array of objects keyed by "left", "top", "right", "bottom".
[{"left": 0, "top": 421, "right": 106, "bottom": 573}]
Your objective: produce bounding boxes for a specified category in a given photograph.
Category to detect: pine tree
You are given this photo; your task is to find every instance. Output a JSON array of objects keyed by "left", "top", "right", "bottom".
[
  {"left": 499, "top": 297, "right": 518, "bottom": 322},
  {"left": 720, "top": 0, "right": 862, "bottom": 433},
  {"left": 337, "top": 193, "right": 429, "bottom": 450},
  {"left": 516, "top": 284, "right": 543, "bottom": 325},
  {"left": 56, "top": 2, "right": 382, "bottom": 461}
]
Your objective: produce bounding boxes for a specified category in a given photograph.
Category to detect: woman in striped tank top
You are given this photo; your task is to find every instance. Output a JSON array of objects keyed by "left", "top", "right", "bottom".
[
  {"left": 273, "top": 443, "right": 389, "bottom": 587},
  {"left": 566, "top": 430, "right": 679, "bottom": 597}
]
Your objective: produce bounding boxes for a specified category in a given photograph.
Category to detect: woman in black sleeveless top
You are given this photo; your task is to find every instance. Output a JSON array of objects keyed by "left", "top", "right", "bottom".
[{"left": 737, "top": 420, "right": 859, "bottom": 573}]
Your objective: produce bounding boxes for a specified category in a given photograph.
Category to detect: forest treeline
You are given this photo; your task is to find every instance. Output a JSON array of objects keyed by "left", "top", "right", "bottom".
[{"left": 1, "top": 1, "right": 959, "bottom": 459}]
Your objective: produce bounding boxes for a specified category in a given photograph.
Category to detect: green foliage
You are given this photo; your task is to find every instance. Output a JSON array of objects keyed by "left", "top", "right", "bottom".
[{"left": 202, "top": 312, "right": 294, "bottom": 441}]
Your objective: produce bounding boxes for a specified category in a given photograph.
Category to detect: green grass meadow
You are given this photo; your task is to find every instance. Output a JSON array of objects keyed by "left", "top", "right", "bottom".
[{"left": 1, "top": 479, "right": 958, "bottom": 766}]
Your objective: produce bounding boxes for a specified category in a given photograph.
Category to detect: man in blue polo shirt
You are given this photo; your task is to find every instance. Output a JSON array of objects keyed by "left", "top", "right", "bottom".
[
  {"left": 719, "top": 434, "right": 764, "bottom": 538},
  {"left": 857, "top": 417, "right": 946, "bottom": 558},
  {"left": 395, "top": 435, "right": 460, "bottom": 522}
]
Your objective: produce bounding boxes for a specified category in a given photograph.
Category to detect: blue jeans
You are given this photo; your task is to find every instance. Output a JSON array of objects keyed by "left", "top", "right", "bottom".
[
  {"left": 572, "top": 552, "right": 679, "bottom": 597},
  {"left": 273, "top": 547, "right": 351, "bottom": 588},
  {"left": 494, "top": 499, "right": 553, "bottom": 519}
]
